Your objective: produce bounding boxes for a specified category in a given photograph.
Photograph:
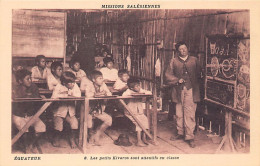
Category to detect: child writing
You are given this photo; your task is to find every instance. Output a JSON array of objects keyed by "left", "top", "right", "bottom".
[
  {"left": 51, "top": 71, "right": 81, "bottom": 148},
  {"left": 12, "top": 69, "right": 46, "bottom": 153},
  {"left": 100, "top": 57, "right": 118, "bottom": 81},
  {"left": 67, "top": 59, "right": 87, "bottom": 82},
  {"left": 122, "top": 78, "right": 152, "bottom": 147},
  {"left": 47, "top": 61, "right": 63, "bottom": 90},
  {"left": 31, "top": 55, "right": 51, "bottom": 81},
  {"left": 85, "top": 70, "right": 113, "bottom": 146},
  {"left": 113, "top": 69, "right": 129, "bottom": 94}
]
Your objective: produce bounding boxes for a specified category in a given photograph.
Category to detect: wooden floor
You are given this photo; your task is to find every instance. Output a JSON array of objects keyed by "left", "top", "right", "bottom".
[{"left": 12, "top": 113, "right": 249, "bottom": 154}]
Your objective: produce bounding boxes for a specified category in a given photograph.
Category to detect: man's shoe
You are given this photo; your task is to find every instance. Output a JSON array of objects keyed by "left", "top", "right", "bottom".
[
  {"left": 188, "top": 139, "right": 196, "bottom": 148},
  {"left": 170, "top": 134, "right": 184, "bottom": 141}
]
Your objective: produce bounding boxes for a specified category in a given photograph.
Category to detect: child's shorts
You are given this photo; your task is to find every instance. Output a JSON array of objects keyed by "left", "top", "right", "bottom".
[
  {"left": 87, "top": 112, "right": 112, "bottom": 128},
  {"left": 125, "top": 114, "right": 149, "bottom": 131},
  {"left": 54, "top": 115, "right": 78, "bottom": 131},
  {"left": 12, "top": 115, "right": 46, "bottom": 133}
]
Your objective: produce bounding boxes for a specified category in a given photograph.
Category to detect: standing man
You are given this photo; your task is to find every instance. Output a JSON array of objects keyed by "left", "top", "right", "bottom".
[{"left": 165, "top": 41, "right": 202, "bottom": 148}]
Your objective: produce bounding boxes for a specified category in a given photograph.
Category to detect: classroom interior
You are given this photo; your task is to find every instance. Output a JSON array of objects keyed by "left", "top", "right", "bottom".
[{"left": 11, "top": 9, "right": 250, "bottom": 154}]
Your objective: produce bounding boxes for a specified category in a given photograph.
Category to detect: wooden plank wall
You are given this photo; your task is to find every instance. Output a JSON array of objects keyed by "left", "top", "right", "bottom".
[{"left": 67, "top": 9, "right": 249, "bottom": 92}]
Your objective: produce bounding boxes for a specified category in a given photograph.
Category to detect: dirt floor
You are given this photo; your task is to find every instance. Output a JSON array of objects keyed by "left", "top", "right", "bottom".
[{"left": 12, "top": 112, "right": 249, "bottom": 154}]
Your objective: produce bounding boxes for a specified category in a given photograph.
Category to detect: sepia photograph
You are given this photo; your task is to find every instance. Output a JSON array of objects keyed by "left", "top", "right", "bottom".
[
  {"left": 1, "top": 1, "right": 260, "bottom": 166},
  {"left": 10, "top": 8, "right": 250, "bottom": 154}
]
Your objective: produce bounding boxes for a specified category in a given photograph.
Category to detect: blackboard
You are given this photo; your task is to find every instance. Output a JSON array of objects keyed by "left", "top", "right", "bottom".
[
  {"left": 205, "top": 35, "right": 250, "bottom": 113},
  {"left": 12, "top": 10, "right": 65, "bottom": 58}
]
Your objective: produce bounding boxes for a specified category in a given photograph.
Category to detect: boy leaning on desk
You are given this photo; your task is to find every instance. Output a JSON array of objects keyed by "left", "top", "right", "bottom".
[
  {"left": 51, "top": 71, "right": 81, "bottom": 149},
  {"left": 83, "top": 70, "right": 113, "bottom": 146},
  {"left": 122, "top": 78, "right": 153, "bottom": 147}
]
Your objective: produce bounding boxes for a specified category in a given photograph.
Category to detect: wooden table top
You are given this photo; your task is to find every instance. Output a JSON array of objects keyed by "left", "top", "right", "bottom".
[{"left": 12, "top": 94, "right": 153, "bottom": 102}]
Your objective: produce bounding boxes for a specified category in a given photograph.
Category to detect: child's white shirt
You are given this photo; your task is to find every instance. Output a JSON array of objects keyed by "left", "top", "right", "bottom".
[
  {"left": 67, "top": 68, "right": 86, "bottom": 80},
  {"left": 113, "top": 78, "right": 127, "bottom": 90},
  {"left": 51, "top": 83, "right": 81, "bottom": 117},
  {"left": 122, "top": 88, "right": 152, "bottom": 115},
  {"left": 100, "top": 67, "right": 118, "bottom": 81},
  {"left": 47, "top": 73, "right": 61, "bottom": 90},
  {"left": 31, "top": 66, "right": 51, "bottom": 81},
  {"left": 51, "top": 83, "right": 81, "bottom": 99}
]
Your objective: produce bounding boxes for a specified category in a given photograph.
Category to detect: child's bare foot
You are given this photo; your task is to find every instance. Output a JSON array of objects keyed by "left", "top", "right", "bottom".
[
  {"left": 93, "top": 135, "right": 102, "bottom": 146},
  {"left": 52, "top": 140, "right": 67, "bottom": 148},
  {"left": 148, "top": 140, "right": 159, "bottom": 146},
  {"left": 25, "top": 144, "right": 34, "bottom": 154},
  {"left": 136, "top": 142, "right": 147, "bottom": 147},
  {"left": 70, "top": 138, "right": 77, "bottom": 149}
]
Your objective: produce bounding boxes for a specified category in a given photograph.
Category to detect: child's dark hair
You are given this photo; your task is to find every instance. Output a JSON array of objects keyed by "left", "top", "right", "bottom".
[
  {"left": 118, "top": 69, "right": 129, "bottom": 77},
  {"left": 175, "top": 41, "right": 188, "bottom": 51},
  {"left": 15, "top": 69, "right": 31, "bottom": 83},
  {"left": 103, "top": 57, "right": 114, "bottom": 65},
  {"left": 50, "top": 61, "right": 63, "bottom": 74},
  {"left": 60, "top": 71, "right": 76, "bottom": 85},
  {"left": 12, "top": 61, "right": 24, "bottom": 71},
  {"left": 127, "top": 77, "right": 140, "bottom": 89},
  {"left": 35, "top": 55, "right": 46, "bottom": 65},
  {"left": 91, "top": 70, "right": 103, "bottom": 80},
  {"left": 69, "top": 58, "right": 80, "bottom": 68}
]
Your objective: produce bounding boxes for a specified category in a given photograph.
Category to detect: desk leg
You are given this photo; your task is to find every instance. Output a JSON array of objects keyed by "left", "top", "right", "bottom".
[
  {"left": 215, "top": 111, "right": 236, "bottom": 153},
  {"left": 152, "top": 96, "right": 158, "bottom": 144},
  {"left": 12, "top": 102, "right": 52, "bottom": 145},
  {"left": 119, "top": 99, "right": 153, "bottom": 139},
  {"left": 146, "top": 99, "right": 151, "bottom": 131},
  {"left": 82, "top": 98, "right": 90, "bottom": 154},
  {"left": 79, "top": 101, "right": 84, "bottom": 147}
]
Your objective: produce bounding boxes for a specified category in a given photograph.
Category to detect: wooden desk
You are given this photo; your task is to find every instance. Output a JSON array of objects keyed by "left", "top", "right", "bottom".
[
  {"left": 104, "top": 80, "right": 116, "bottom": 87},
  {"left": 33, "top": 80, "right": 47, "bottom": 89},
  {"left": 11, "top": 97, "right": 85, "bottom": 146},
  {"left": 12, "top": 95, "right": 157, "bottom": 154},
  {"left": 39, "top": 89, "right": 86, "bottom": 96},
  {"left": 32, "top": 80, "right": 47, "bottom": 84},
  {"left": 78, "top": 95, "right": 156, "bottom": 153}
]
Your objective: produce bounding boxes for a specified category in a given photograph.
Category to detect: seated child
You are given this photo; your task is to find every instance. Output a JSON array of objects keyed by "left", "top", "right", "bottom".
[
  {"left": 85, "top": 70, "right": 113, "bottom": 146},
  {"left": 12, "top": 61, "right": 24, "bottom": 89},
  {"left": 113, "top": 69, "right": 129, "bottom": 94},
  {"left": 122, "top": 78, "right": 152, "bottom": 147},
  {"left": 47, "top": 61, "right": 63, "bottom": 90},
  {"left": 12, "top": 69, "right": 46, "bottom": 153},
  {"left": 67, "top": 59, "right": 86, "bottom": 82},
  {"left": 80, "top": 76, "right": 93, "bottom": 91},
  {"left": 31, "top": 55, "right": 51, "bottom": 81},
  {"left": 100, "top": 57, "right": 118, "bottom": 81},
  {"left": 51, "top": 71, "right": 81, "bottom": 148}
]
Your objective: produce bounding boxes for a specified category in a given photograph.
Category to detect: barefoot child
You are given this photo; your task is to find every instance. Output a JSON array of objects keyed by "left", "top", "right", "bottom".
[
  {"left": 12, "top": 69, "right": 46, "bottom": 153},
  {"left": 51, "top": 71, "right": 81, "bottom": 148},
  {"left": 85, "top": 70, "right": 113, "bottom": 146},
  {"left": 122, "top": 78, "right": 152, "bottom": 147}
]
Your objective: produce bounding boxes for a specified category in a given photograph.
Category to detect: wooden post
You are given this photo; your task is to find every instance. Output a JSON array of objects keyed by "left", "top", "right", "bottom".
[
  {"left": 78, "top": 101, "right": 84, "bottom": 147},
  {"left": 152, "top": 81, "right": 158, "bottom": 143},
  {"left": 146, "top": 98, "right": 151, "bottom": 129},
  {"left": 63, "top": 12, "right": 67, "bottom": 71},
  {"left": 82, "top": 98, "right": 90, "bottom": 153},
  {"left": 12, "top": 102, "right": 52, "bottom": 145},
  {"left": 215, "top": 109, "right": 236, "bottom": 153}
]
